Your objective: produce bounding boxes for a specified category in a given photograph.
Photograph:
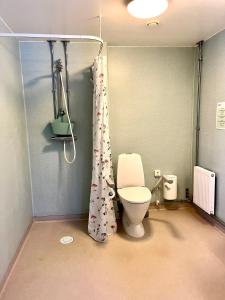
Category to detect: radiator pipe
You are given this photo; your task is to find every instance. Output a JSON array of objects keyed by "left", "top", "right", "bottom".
[{"left": 195, "top": 40, "right": 204, "bottom": 165}]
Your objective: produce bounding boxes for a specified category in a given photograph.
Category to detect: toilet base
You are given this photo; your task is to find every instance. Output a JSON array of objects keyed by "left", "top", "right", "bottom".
[{"left": 122, "top": 213, "right": 145, "bottom": 238}]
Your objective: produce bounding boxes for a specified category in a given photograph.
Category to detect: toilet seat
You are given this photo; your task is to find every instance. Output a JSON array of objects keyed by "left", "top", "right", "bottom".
[{"left": 118, "top": 187, "right": 151, "bottom": 204}]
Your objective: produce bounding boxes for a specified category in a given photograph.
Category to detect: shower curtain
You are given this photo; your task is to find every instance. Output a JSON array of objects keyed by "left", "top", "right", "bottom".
[{"left": 88, "top": 56, "right": 117, "bottom": 242}]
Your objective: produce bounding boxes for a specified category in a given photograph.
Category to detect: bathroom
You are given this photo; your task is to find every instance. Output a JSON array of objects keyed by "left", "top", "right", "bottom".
[{"left": 0, "top": 0, "right": 225, "bottom": 299}]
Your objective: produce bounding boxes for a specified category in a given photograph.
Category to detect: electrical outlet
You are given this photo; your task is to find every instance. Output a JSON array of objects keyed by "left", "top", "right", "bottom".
[{"left": 154, "top": 170, "right": 161, "bottom": 178}]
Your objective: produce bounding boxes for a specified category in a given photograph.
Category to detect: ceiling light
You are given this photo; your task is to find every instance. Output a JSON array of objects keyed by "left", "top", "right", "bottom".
[{"left": 127, "top": 0, "right": 168, "bottom": 19}]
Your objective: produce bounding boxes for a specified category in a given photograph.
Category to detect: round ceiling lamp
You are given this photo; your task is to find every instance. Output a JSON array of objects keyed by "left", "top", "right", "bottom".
[{"left": 127, "top": 0, "right": 168, "bottom": 19}]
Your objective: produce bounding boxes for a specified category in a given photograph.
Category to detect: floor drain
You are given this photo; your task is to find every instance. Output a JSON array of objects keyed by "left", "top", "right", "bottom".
[{"left": 60, "top": 236, "right": 74, "bottom": 245}]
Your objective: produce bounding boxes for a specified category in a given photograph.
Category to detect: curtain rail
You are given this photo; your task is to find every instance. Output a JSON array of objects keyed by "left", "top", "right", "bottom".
[
  {"left": 0, "top": 32, "right": 104, "bottom": 55},
  {"left": 0, "top": 33, "right": 103, "bottom": 43}
]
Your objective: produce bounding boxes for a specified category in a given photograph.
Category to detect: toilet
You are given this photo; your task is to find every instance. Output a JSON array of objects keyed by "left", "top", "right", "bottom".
[{"left": 117, "top": 153, "right": 151, "bottom": 238}]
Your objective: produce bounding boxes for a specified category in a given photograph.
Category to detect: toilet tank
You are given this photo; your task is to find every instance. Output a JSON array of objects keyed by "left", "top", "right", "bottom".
[{"left": 117, "top": 153, "right": 145, "bottom": 189}]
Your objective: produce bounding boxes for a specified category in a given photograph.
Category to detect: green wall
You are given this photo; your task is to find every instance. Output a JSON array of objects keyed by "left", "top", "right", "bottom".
[
  {"left": 199, "top": 29, "right": 225, "bottom": 222},
  {"left": 108, "top": 47, "right": 196, "bottom": 200},
  {"left": 0, "top": 37, "right": 32, "bottom": 284},
  {"left": 20, "top": 42, "right": 99, "bottom": 216},
  {"left": 19, "top": 43, "right": 196, "bottom": 217}
]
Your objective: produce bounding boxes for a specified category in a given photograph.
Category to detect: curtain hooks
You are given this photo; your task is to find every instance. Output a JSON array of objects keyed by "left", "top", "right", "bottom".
[{"left": 98, "top": 42, "right": 103, "bottom": 57}]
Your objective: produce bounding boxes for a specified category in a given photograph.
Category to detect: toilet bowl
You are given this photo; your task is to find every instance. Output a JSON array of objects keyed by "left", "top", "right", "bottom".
[{"left": 117, "top": 154, "right": 151, "bottom": 238}]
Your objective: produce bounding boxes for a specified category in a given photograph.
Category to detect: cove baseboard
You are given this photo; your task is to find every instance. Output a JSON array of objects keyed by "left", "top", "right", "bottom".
[
  {"left": 0, "top": 219, "right": 33, "bottom": 297},
  {"left": 33, "top": 213, "right": 89, "bottom": 222},
  {"left": 194, "top": 204, "right": 225, "bottom": 234}
]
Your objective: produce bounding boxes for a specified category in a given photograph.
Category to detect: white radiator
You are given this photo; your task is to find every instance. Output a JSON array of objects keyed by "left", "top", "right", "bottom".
[{"left": 193, "top": 166, "right": 215, "bottom": 214}]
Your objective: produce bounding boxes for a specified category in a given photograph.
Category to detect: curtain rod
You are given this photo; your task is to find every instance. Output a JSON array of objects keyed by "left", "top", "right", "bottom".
[
  {"left": 0, "top": 33, "right": 103, "bottom": 43},
  {"left": 0, "top": 32, "right": 104, "bottom": 55}
]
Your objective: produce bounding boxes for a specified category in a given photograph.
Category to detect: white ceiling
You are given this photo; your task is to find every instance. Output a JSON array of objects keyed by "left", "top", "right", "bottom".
[{"left": 0, "top": 0, "right": 225, "bottom": 46}]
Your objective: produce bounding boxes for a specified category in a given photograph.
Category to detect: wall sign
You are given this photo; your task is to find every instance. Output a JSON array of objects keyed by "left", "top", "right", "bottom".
[{"left": 216, "top": 102, "right": 225, "bottom": 129}]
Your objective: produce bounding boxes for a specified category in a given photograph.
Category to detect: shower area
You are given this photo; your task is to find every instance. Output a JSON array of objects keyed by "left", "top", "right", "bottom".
[
  {"left": 23, "top": 36, "right": 105, "bottom": 217},
  {"left": 0, "top": 33, "right": 111, "bottom": 283},
  {"left": 21, "top": 39, "right": 96, "bottom": 217}
]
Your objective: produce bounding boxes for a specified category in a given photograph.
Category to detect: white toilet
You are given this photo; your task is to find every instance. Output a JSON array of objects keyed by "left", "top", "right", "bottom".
[{"left": 117, "top": 153, "right": 151, "bottom": 238}]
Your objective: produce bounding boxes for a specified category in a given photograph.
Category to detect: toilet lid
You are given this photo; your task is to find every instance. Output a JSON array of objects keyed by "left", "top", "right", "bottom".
[{"left": 118, "top": 187, "right": 151, "bottom": 204}]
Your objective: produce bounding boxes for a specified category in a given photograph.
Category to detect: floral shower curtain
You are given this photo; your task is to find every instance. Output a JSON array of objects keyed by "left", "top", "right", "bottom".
[{"left": 88, "top": 56, "right": 117, "bottom": 242}]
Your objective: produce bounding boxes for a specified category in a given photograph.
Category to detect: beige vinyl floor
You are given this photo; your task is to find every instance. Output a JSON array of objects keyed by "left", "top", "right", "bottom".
[{"left": 1, "top": 207, "right": 225, "bottom": 300}]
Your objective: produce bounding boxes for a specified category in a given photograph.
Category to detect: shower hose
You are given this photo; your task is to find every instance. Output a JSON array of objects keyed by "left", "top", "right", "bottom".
[{"left": 60, "top": 73, "right": 76, "bottom": 164}]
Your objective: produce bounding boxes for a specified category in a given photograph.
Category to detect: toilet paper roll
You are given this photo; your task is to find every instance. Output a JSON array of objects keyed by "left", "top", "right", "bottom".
[{"left": 163, "top": 175, "right": 177, "bottom": 200}]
